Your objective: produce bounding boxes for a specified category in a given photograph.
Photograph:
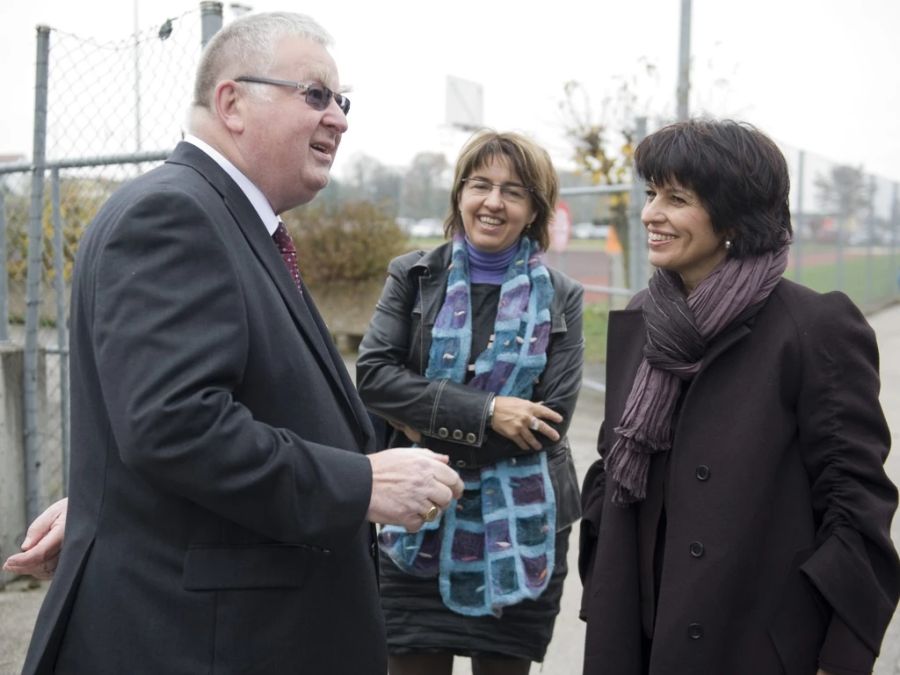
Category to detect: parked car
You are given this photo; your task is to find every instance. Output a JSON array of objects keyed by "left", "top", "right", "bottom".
[
  {"left": 572, "top": 222, "right": 610, "bottom": 239},
  {"left": 847, "top": 227, "right": 893, "bottom": 246},
  {"left": 409, "top": 218, "right": 445, "bottom": 238}
]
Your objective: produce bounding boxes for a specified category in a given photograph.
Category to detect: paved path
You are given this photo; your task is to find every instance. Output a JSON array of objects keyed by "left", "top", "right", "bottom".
[
  {"left": 872, "top": 303, "right": 900, "bottom": 675},
  {"left": 3, "top": 303, "right": 900, "bottom": 675}
]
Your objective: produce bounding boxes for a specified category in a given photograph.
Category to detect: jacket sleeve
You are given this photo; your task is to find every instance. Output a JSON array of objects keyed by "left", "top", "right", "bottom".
[
  {"left": 91, "top": 189, "right": 373, "bottom": 548},
  {"left": 792, "top": 292, "right": 899, "bottom": 673},
  {"left": 356, "top": 260, "right": 584, "bottom": 459}
]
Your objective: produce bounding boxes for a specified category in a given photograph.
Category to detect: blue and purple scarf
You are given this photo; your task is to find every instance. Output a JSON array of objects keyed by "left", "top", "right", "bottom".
[{"left": 379, "top": 235, "right": 556, "bottom": 617}]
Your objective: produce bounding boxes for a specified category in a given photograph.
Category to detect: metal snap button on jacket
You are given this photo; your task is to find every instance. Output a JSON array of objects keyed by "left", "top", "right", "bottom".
[
  {"left": 688, "top": 622, "right": 703, "bottom": 640},
  {"left": 438, "top": 427, "right": 449, "bottom": 438},
  {"left": 452, "top": 429, "right": 463, "bottom": 440},
  {"left": 465, "top": 432, "right": 476, "bottom": 444},
  {"left": 689, "top": 542, "right": 705, "bottom": 558},
  {"left": 695, "top": 465, "right": 710, "bottom": 481}
]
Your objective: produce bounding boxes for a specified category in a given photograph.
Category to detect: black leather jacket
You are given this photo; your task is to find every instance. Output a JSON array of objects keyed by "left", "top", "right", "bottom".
[{"left": 357, "top": 241, "right": 584, "bottom": 529}]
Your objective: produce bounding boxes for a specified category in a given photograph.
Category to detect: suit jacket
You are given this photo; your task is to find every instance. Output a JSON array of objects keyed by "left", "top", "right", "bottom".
[
  {"left": 579, "top": 279, "right": 899, "bottom": 675},
  {"left": 23, "top": 143, "right": 386, "bottom": 674}
]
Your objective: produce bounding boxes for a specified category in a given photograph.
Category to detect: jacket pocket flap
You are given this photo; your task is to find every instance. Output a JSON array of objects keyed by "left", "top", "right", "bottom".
[
  {"left": 549, "top": 441, "right": 582, "bottom": 529},
  {"left": 551, "top": 312, "right": 568, "bottom": 334}
]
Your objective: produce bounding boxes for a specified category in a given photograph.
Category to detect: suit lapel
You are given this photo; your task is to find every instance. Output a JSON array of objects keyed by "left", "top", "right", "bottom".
[
  {"left": 165, "top": 143, "right": 373, "bottom": 450},
  {"left": 300, "top": 291, "right": 376, "bottom": 450}
]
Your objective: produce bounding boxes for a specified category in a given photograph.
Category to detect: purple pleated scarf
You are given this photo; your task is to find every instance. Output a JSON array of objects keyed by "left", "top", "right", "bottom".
[{"left": 606, "top": 245, "right": 789, "bottom": 504}]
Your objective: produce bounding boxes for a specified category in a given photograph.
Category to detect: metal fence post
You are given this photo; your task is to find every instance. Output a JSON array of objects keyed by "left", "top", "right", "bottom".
[
  {"left": 676, "top": 0, "right": 692, "bottom": 121},
  {"left": 628, "top": 117, "right": 648, "bottom": 292},
  {"left": 51, "top": 168, "right": 70, "bottom": 492},
  {"left": 0, "top": 188, "right": 8, "bottom": 342},
  {"left": 892, "top": 182, "right": 899, "bottom": 295},
  {"left": 865, "top": 175, "right": 876, "bottom": 307},
  {"left": 793, "top": 150, "right": 805, "bottom": 284},
  {"left": 835, "top": 216, "right": 845, "bottom": 293},
  {"left": 24, "top": 25, "right": 50, "bottom": 524},
  {"left": 200, "top": 2, "right": 223, "bottom": 47}
]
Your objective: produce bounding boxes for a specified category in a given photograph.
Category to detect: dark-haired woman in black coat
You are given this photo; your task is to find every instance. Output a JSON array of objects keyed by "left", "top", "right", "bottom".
[{"left": 579, "top": 119, "right": 899, "bottom": 675}]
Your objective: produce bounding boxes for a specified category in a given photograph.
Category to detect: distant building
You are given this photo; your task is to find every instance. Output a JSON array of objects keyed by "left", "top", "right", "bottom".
[{"left": 0, "top": 153, "right": 26, "bottom": 165}]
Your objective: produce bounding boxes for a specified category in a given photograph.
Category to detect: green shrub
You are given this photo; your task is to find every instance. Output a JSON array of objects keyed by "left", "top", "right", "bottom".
[{"left": 283, "top": 200, "right": 408, "bottom": 285}]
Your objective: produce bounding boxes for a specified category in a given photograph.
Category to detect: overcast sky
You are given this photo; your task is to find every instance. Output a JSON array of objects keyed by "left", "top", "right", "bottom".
[{"left": 2, "top": 0, "right": 899, "bottom": 183}]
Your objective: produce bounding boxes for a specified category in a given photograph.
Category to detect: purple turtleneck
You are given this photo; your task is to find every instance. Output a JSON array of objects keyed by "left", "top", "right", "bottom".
[{"left": 466, "top": 238, "right": 518, "bottom": 285}]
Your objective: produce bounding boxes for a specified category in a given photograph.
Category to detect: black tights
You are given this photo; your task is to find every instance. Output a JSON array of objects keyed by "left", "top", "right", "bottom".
[{"left": 388, "top": 652, "right": 531, "bottom": 675}]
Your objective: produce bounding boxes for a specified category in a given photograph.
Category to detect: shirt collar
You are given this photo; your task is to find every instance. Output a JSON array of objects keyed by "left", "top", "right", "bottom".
[{"left": 183, "top": 134, "right": 280, "bottom": 236}]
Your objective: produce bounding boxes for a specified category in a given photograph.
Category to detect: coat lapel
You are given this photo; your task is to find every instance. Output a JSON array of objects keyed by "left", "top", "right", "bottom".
[
  {"left": 300, "top": 290, "right": 376, "bottom": 450},
  {"left": 415, "top": 244, "right": 453, "bottom": 327},
  {"left": 165, "top": 143, "right": 373, "bottom": 450},
  {"left": 698, "top": 322, "right": 752, "bottom": 371}
]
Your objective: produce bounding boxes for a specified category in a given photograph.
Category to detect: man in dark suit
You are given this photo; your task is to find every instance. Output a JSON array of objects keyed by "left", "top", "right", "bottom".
[{"left": 12, "top": 11, "right": 463, "bottom": 674}]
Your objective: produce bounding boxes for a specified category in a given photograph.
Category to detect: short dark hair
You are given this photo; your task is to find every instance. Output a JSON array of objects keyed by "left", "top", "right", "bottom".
[
  {"left": 634, "top": 119, "right": 792, "bottom": 258},
  {"left": 444, "top": 130, "right": 558, "bottom": 251}
]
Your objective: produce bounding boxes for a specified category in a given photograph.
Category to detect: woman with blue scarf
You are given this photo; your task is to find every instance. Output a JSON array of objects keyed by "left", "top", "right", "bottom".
[{"left": 357, "top": 130, "right": 584, "bottom": 675}]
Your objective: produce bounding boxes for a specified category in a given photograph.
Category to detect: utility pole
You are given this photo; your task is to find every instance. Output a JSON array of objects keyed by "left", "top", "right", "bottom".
[{"left": 676, "top": 0, "right": 692, "bottom": 121}]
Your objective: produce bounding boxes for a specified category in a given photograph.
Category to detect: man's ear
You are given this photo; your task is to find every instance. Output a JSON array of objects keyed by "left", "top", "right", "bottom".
[{"left": 214, "top": 80, "right": 245, "bottom": 133}]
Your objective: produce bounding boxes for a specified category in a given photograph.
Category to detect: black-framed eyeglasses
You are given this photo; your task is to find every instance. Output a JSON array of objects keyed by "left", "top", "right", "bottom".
[
  {"left": 235, "top": 75, "right": 350, "bottom": 115},
  {"left": 461, "top": 178, "right": 534, "bottom": 203}
]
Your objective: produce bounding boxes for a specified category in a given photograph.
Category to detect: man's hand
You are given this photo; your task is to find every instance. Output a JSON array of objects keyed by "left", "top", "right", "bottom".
[
  {"left": 3, "top": 497, "right": 68, "bottom": 580},
  {"left": 367, "top": 448, "right": 464, "bottom": 532},
  {"left": 491, "top": 396, "right": 563, "bottom": 450}
]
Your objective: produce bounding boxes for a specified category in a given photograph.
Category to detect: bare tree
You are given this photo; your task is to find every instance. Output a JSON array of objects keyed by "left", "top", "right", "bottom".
[
  {"left": 558, "top": 80, "right": 638, "bottom": 268},
  {"left": 814, "top": 164, "right": 874, "bottom": 231},
  {"left": 400, "top": 151, "right": 449, "bottom": 220}
]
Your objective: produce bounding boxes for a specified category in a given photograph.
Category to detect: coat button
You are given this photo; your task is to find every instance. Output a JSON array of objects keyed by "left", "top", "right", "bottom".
[
  {"left": 688, "top": 622, "right": 703, "bottom": 640},
  {"left": 455, "top": 459, "right": 467, "bottom": 468},
  {"left": 465, "top": 432, "right": 477, "bottom": 444},
  {"left": 452, "top": 429, "right": 463, "bottom": 440},
  {"left": 438, "top": 427, "right": 449, "bottom": 438},
  {"left": 695, "top": 465, "right": 710, "bottom": 481},
  {"left": 689, "top": 541, "right": 705, "bottom": 558}
]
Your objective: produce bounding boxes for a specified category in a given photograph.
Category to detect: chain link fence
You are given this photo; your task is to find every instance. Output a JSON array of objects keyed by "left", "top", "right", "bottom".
[
  {"left": 783, "top": 143, "right": 900, "bottom": 309},
  {"left": 1, "top": 3, "right": 222, "bottom": 525}
]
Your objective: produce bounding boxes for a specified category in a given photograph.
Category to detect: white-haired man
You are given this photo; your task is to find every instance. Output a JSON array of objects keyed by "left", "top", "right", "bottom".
[{"left": 16, "top": 12, "right": 462, "bottom": 674}]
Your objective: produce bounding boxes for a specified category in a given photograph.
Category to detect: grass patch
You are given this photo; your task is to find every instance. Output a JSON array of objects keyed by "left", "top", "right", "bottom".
[
  {"left": 582, "top": 303, "right": 610, "bottom": 367},
  {"left": 786, "top": 253, "right": 900, "bottom": 311}
]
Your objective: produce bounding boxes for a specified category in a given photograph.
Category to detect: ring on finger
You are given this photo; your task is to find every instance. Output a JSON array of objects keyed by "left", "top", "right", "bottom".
[
  {"left": 422, "top": 504, "right": 440, "bottom": 522},
  {"left": 529, "top": 416, "right": 540, "bottom": 431}
]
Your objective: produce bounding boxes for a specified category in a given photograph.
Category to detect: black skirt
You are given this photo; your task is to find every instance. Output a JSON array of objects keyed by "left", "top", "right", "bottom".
[{"left": 379, "top": 526, "right": 572, "bottom": 662}]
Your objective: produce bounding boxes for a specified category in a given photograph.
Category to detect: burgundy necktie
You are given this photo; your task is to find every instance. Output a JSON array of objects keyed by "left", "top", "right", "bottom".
[{"left": 272, "top": 221, "right": 303, "bottom": 293}]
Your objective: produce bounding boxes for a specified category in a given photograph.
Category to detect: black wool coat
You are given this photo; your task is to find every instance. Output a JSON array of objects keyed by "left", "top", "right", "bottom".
[{"left": 579, "top": 279, "right": 898, "bottom": 675}]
